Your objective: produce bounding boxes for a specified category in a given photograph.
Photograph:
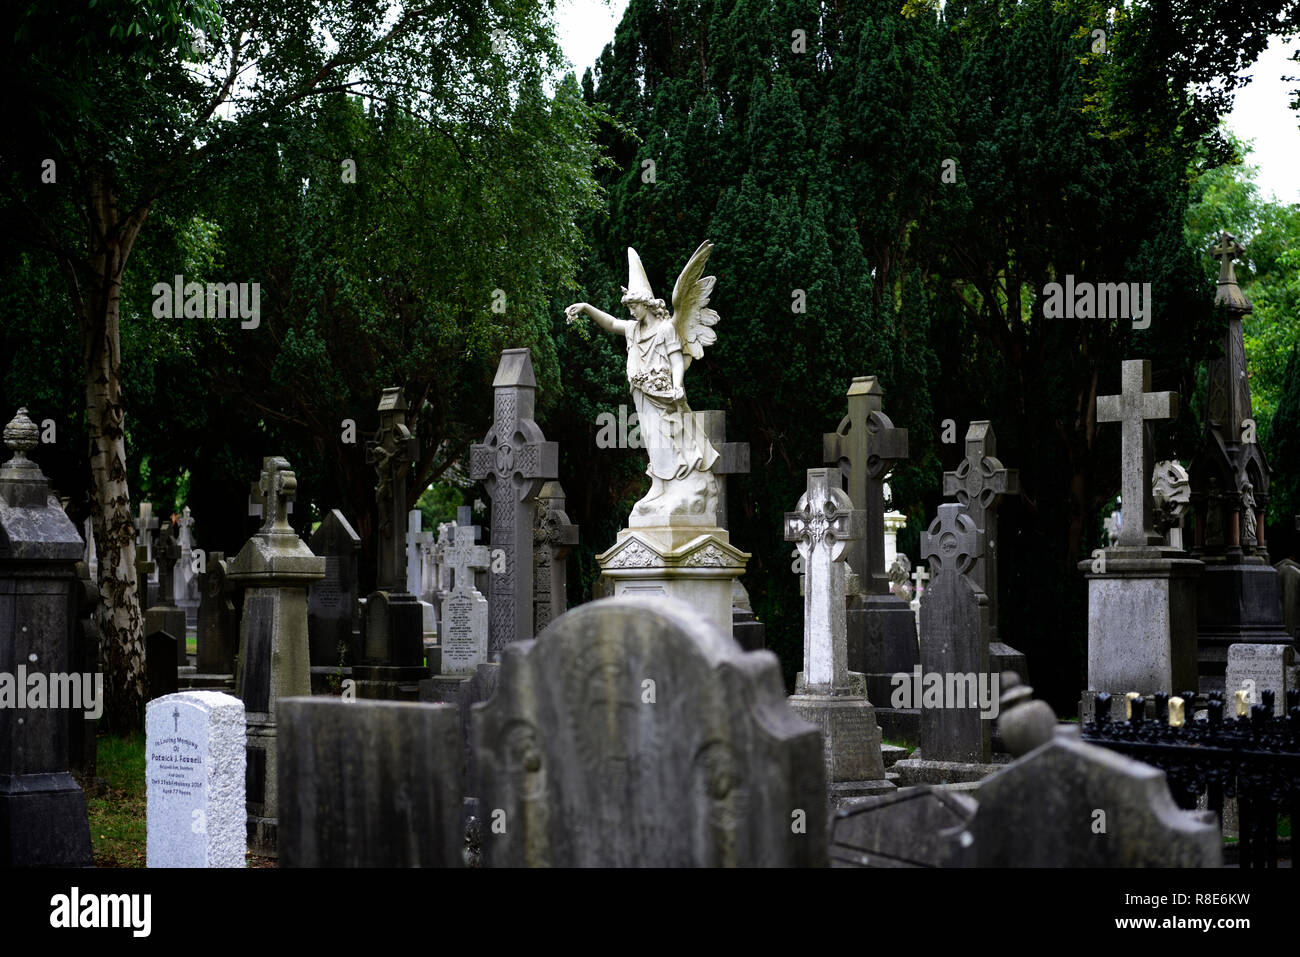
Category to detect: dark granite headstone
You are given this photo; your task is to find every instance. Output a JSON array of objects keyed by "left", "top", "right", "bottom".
[
  {"left": 917, "top": 504, "right": 991, "bottom": 764},
  {"left": 278, "top": 697, "right": 463, "bottom": 867},
  {"left": 146, "top": 631, "right": 179, "bottom": 701},
  {"left": 0, "top": 408, "right": 93, "bottom": 866},
  {"left": 147, "top": 521, "right": 189, "bottom": 666},
  {"left": 307, "top": 510, "right": 362, "bottom": 669},
  {"left": 196, "top": 551, "right": 237, "bottom": 675},
  {"left": 474, "top": 596, "right": 827, "bottom": 866}
]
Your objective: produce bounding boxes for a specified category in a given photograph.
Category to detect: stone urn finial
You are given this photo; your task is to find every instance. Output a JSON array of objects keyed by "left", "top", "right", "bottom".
[{"left": 3, "top": 408, "right": 39, "bottom": 465}]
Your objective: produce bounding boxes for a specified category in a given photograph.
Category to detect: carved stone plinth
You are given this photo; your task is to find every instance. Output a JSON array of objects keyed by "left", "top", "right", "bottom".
[{"left": 596, "top": 525, "right": 748, "bottom": 633}]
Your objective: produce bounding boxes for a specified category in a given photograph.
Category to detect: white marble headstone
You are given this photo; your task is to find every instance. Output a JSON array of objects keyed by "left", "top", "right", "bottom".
[{"left": 146, "top": 691, "right": 246, "bottom": 868}]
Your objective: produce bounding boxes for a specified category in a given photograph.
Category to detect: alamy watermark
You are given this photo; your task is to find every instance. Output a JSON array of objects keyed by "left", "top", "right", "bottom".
[
  {"left": 890, "top": 667, "right": 1000, "bottom": 719},
  {"left": 0, "top": 667, "right": 102, "bottom": 719},
  {"left": 1040, "top": 275, "right": 1152, "bottom": 330},
  {"left": 151, "top": 274, "right": 260, "bottom": 329}
]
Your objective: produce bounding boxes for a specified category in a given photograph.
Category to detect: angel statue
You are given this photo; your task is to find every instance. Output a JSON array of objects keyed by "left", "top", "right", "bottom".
[{"left": 566, "top": 241, "right": 722, "bottom": 524}]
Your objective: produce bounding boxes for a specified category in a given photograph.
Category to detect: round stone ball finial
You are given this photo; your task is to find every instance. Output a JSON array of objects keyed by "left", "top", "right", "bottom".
[
  {"left": 997, "top": 671, "right": 1057, "bottom": 757},
  {"left": 4, "top": 407, "right": 40, "bottom": 461}
]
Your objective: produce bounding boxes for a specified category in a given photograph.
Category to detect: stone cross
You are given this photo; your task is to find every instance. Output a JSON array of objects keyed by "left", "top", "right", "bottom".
[
  {"left": 248, "top": 483, "right": 293, "bottom": 521},
  {"left": 921, "top": 503, "right": 983, "bottom": 578},
  {"left": 136, "top": 502, "right": 159, "bottom": 561},
  {"left": 255, "top": 456, "right": 299, "bottom": 533},
  {"left": 823, "top": 376, "right": 908, "bottom": 596},
  {"left": 943, "top": 421, "right": 1018, "bottom": 638},
  {"left": 785, "top": 468, "right": 864, "bottom": 694},
  {"left": 405, "top": 510, "right": 433, "bottom": 596},
  {"left": 469, "top": 349, "right": 558, "bottom": 658},
  {"left": 366, "top": 387, "right": 420, "bottom": 592},
  {"left": 533, "top": 481, "right": 579, "bottom": 633},
  {"left": 1096, "top": 360, "right": 1179, "bottom": 548},
  {"left": 156, "top": 521, "right": 181, "bottom": 606},
  {"left": 696, "top": 410, "right": 749, "bottom": 529},
  {"left": 911, "top": 563, "right": 930, "bottom": 597},
  {"left": 444, "top": 521, "right": 490, "bottom": 592}
]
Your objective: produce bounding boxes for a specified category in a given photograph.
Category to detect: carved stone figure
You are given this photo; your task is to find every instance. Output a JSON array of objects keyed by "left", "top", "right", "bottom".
[{"left": 566, "top": 242, "right": 722, "bottom": 524}]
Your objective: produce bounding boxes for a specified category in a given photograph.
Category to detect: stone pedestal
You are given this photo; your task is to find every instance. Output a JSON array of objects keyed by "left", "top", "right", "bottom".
[
  {"left": 848, "top": 594, "right": 920, "bottom": 745},
  {"left": 596, "top": 523, "right": 748, "bottom": 633},
  {"left": 0, "top": 408, "right": 93, "bottom": 866},
  {"left": 1194, "top": 560, "right": 1291, "bottom": 694},
  {"left": 1081, "top": 548, "right": 1203, "bottom": 696},
  {"left": 788, "top": 683, "right": 893, "bottom": 803},
  {"left": 228, "top": 457, "right": 324, "bottom": 858}
]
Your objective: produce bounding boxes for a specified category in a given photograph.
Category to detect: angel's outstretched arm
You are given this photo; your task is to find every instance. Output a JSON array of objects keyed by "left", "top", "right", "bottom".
[{"left": 566, "top": 302, "right": 632, "bottom": 337}]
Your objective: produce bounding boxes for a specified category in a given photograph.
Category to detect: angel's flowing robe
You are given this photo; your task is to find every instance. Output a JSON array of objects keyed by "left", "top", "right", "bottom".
[{"left": 624, "top": 317, "right": 718, "bottom": 481}]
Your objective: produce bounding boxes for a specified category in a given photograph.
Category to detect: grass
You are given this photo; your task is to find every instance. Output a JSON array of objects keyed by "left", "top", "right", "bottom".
[{"left": 83, "top": 732, "right": 147, "bottom": 867}]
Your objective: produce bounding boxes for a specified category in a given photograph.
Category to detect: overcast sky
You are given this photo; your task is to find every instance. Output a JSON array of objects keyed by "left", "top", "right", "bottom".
[{"left": 554, "top": 0, "right": 1299, "bottom": 205}]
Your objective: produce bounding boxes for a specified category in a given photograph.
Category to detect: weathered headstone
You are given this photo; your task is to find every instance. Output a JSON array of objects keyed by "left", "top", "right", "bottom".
[
  {"left": 228, "top": 455, "right": 325, "bottom": 856},
  {"left": 474, "top": 596, "right": 828, "bottom": 866},
  {"left": 146, "top": 691, "right": 246, "bottom": 868},
  {"left": 355, "top": 388, "right": 428, "bottom": 700},
  {"left": 533, "top": 481, "right": 578, "bottom": 634},
  {"left": 784, "top": 468, "right": 892, "bottom": 803},
  {"left": 823, "top": 377, "right": 918, "bottom": 742},
  {"left": 196, "top": 552, "right": 237, "bottom": 676},
  {"left": 943, "top": 421, "right": 1026, "bottom": 679},
  {"left": 830, "top": 788, "right": 976, "bottom": 868},
  {"left": 1278, "top": 557, "right": 1300, "bottom": 638},
  {"left": 470, "top": 349, "right": 559, "bottom": 658},
  {"left": 960, "top": 736, "right": 1220, "bottom": 867},
  {"left": 278, "top": 697, "right": 464, "bottom": 867},
  {"left": 307, "top": 510, "right": 362, "bottom": 679},
  {"left": 146, "top": 631, "right": 180, "bottom": 701},
  {"left": 439, "top": 523, "right": 491, "bottom": 675},
  {"left": 893, "top": 503, "right": 996, "bottom": 785},
  {"left": 146, "top": 520, "right": 189, "bottom": 666},
  {"left": 0, "top": 408, "right": 94, "bottom": 866},
  {"left": 1224, "top": 643, "right": 1297, "bottom": 715},
  {"left": 1081, "top": 360, "right": 1202, "bottom": 698},
  {"left": 1189, "top": 234, "right": 1291, "bottom": 691}
]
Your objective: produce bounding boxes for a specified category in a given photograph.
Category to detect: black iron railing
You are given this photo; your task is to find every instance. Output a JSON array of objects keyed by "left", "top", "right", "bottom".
[{"left": 1081, "top": 688, "right": 1300, "bottom": 869}]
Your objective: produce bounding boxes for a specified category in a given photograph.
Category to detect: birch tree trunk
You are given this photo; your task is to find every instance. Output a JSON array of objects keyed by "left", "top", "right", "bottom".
[{"left": 83, "top": 169, "right": 151, "bottom": 732}]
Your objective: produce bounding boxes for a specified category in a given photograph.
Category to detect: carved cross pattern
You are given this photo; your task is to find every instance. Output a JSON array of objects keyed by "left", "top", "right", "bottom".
[
  {"left": 444, "top": 522, "right": 490, "bottom": 592},
  {"left": 406, "top": 509, "right": 433, "bottom": 595},
  {"left": 1097, "top": 360, "right": 1178, "bottom": 548},
  {"left": 943, "top": 421, "right": 1018, "bottom": 635},
  {"left": 784, "top": 480, "right": 859, "bottom": 563},
  {"left": 469, "top": 349, "right": 558, "bottom": 657},
  {"left": 823, "top": 376, "right": 908, "bottom": 595},
  {"left": 921, "top": 504, "right": 983, "bottom": 578},
  {"left": 786, "top": 468, "right": 863, "bottom": 693},
  {"left": 1211, "top": 231, "right": 1246, "bottom": 287},
  {"left": 944, "top": 422, "right": 1018, "bottom": 519},
  {"left": 256, "top": 456, "right": 298, "bottom": 534}
]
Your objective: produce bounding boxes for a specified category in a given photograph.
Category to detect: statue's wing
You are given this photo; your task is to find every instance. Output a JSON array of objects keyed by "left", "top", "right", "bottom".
[{"left": 670, "top": 240, "right": 720, "bottom": 369}]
